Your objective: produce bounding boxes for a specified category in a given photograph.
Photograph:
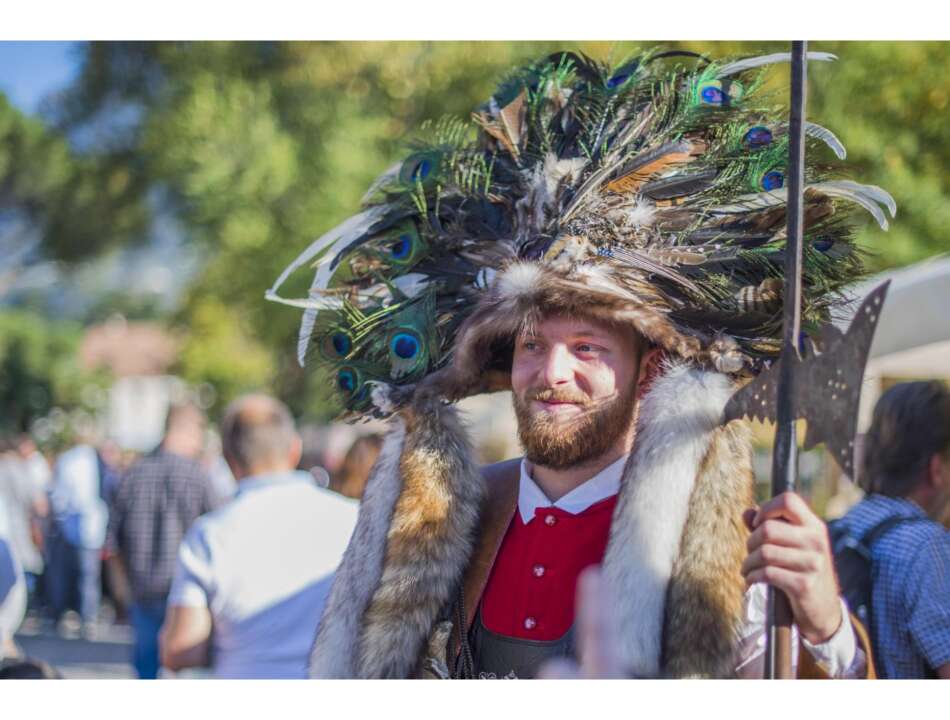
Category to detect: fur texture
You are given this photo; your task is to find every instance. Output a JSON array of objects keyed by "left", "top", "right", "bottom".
[
  {"left": 431, "top": 262, "right": 705, "bottom": 402},
  {"left": 309, "top": 400, "right": 483, "bottom": 678},
  {"left": 601, "top": 362, "right": 739, "bottom": 677},
  {"left": 309, "top": 420, "right": 407, "bottom": 677},
  {"left": 663, "top": 419, "right": 754, "bottom": 678}
]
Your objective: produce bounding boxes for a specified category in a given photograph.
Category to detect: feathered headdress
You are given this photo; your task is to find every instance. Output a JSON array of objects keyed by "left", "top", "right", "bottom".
[
  {"left": 268, "top": 49, "right": 895, "bottom": 419},
  {"left": 275, "top": 49, "right": 895, "bottom": 679}
]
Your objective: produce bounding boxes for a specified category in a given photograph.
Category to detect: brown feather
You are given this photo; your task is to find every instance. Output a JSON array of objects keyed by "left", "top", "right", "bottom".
[{"left": 606, "top": 139, "right": 706, "bottom": 195}]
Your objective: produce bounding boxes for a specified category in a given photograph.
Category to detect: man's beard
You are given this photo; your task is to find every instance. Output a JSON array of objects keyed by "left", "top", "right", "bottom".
[{"left": 512, "top": 384, "right": 638, "bottom": 470}]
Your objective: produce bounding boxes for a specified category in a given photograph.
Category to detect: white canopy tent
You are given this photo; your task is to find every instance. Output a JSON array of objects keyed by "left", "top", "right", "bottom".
[{"left": 838, "top": 254, "right": 950, "bottom": 431}]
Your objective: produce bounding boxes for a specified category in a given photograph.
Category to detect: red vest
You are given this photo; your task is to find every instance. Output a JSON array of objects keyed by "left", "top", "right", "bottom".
[{"left": 480, "top": 494, "right": 618, "bottom": 640}]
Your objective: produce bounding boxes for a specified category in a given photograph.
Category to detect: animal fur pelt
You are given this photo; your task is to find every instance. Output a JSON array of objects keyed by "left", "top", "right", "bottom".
[
  {"left": 310, "top": 360, "right": 752, "bottom": 678},
  {"left": 601, "top": 361, "right": 749, "bottom": 678},
  {"left": 309, "top": 398, "right": 483, "bottom": 678}
]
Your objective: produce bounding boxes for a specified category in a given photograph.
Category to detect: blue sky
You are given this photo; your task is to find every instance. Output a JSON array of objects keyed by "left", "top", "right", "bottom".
[{"left": 0, "top": 41, "right": 80, "bottom": 114}]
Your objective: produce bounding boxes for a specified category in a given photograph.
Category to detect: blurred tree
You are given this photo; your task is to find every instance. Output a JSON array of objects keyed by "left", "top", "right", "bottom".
[
  {"left": 0, "top": 94, "right": 148, "bottom": 269},
  {"left": 24, "top": 41, "right": 949, "bottom": 418},
  {"left": 0, "top": 309, "right": 106, "bottom": 433}
]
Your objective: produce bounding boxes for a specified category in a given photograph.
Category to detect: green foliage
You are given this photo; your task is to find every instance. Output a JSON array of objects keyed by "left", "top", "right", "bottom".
[
  {"left": 0, "top": 309, "right": 106, "bottom": 433},
  {"left": 0, "top": 94, "right": 147, "bottom": 262},
  {"left": 173, "top": 295, "right": 275, "bottom": 411}
]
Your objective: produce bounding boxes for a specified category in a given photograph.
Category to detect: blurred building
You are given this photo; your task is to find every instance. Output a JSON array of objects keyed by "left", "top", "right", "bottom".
[{"left": 78, "top": 315, "right": 186, "bottom": 451}]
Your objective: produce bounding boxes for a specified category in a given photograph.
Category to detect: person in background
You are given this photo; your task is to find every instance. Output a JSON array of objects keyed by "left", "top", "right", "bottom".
[
  {"left": 16, "top": 435, "right": 51, "bottom": 504},
  {"left": 0, "top": 437, "right": 46, "bottom": 606},
  {"left": 0, "top": 493, "right": 27, "bottom": 662},
  {"left": 104, "top": 401, "right": 216, "bottom": 679},
  {"left": 833, "top": 380, "right": 950, "bottom": 678},
  {"left": 159, "top": 394, "right": 359, "bottom": 678},
  {"left": 45, "top": 436, "right": 109, "bottom": 638},
  {"left": 329, "top": 434, "right": 382, "bottom": 500},
  {"left": 200, "top": 428, "right": 237, "bottom": 504}
]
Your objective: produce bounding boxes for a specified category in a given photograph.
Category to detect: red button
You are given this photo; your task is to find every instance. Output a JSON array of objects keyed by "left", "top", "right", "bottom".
[
  {"left": 523, "top": 617, "right": 537, "bottom": 630},
  {"left": 532, "top": 564, "right": 546, "bottom": 578},
  {"left": 544, "top": 515, "right": 557, "bottom": 526}
]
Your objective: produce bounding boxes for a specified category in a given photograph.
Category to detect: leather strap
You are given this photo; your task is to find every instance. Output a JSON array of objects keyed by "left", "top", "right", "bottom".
[{"left": 451, "top": 458, "right": 520, "bottom": 661}]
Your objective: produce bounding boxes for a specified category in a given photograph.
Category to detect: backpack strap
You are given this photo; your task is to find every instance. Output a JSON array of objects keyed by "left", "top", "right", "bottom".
[{"left": 862, "top": 513, "right": 927, "bottom": 547}]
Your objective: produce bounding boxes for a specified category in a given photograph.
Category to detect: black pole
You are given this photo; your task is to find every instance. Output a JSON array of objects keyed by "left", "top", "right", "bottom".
[{"left": 764, "top": 40, "right": 807, "bottom": 680}]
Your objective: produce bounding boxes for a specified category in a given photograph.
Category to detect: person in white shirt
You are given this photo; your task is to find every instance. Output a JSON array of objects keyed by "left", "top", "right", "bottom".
[{"left": 159, "top": 394, "right": 359, "bottom": 679}]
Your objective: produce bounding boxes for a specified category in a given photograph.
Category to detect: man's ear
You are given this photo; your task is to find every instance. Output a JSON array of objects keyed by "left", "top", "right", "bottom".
[
  {"left": 928, "top": 452, "right": 948, "bottom": 490},
  {"left": 289, "top": 434, "right": 304, "bottom": 470},
  {"left": 222, "top": 452, "right": 245, "bottom": 481},
  {"left": 636, "top": 347, "right": 664, "bottom": 400}
]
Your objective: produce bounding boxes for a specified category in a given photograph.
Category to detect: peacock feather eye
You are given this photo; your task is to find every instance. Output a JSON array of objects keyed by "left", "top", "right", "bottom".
[
  {"left": 387, "top": 327, "right": 427, "bottom": 381},
  {"left": 337, "top": 368, "right": 358, "bottom": 394},
  {"left": 696, "top": 80, "right": 726, "bottom": 106},
  {"left": 606, "top": 62, "right": 638, "bottom": 91},
  {"left": 331, "top": 332, "right": 351, "bottom": 356},
  {"left": 399, "top": 151, "right": 441, "bottom": 186},
  {"left": 384, "top": 224, "right": 424, "bottom": 267},
  {"left": 390, "top": 234, "right": 412, "bottom": 261},
  {"left": 812, "top": 237, "right": 834, "bottom": 252},
  {"left": 744, "top": 126, "right": 773, "bottom": 149},
  {"left": 761, "top": 170, "right": 785, "bottom": 191},
  {"left": 391, "top": 332, "right": 420, "bottom": 360}
]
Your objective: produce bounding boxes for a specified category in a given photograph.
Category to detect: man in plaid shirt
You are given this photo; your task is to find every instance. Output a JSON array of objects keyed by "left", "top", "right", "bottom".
[
  {"left": 104, "top": 401, "right": 218, "bottom": 679},
  {"left": 835, "top": 381, "right": 950, "bottom": 679}
]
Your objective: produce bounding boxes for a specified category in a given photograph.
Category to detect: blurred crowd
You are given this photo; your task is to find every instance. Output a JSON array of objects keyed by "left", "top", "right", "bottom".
[{"left": 0, "top": 398, "right": 381, "bottom": 678}]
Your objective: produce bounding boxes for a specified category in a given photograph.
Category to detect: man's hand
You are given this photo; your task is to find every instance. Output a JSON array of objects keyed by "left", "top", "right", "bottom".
[{"left": 741, "top": 491, "right": 843, "bottom": 644}]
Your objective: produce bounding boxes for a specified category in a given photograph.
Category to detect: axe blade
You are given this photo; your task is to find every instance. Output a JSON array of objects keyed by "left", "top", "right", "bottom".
[{"left": 723, "top": 281, "right": 890, "bottom": 477}]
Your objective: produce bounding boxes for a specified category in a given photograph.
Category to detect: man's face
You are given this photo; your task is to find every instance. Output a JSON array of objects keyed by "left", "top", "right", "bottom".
[{"left": 510, "top": 314, "right": 643, "bottom": 470}]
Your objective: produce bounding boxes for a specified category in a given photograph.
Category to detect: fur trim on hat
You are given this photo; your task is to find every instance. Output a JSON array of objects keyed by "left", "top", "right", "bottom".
[{"left": 427, "top": 261, "right": 712, "bottom": 403}]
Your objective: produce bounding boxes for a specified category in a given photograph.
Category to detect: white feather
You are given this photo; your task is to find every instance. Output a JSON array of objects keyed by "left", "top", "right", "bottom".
[
  {"left": 810, "top": 181, "right": 895, "bottom": 230},
  {"left": 360, "top": 162, "right": 402, "bottom": 205},
  {"left": 709, "top": 180, "right": 897, "bottom": 230},
  {"left": 496, "top": 262, "right": 542, "bottom": 300},
  {"left": 716, "top": 51, "right": 837, "bottom": 78},
  {"left": 266, "top": 204, "right": 390, "bottom": 305},
  {"left": 297, "top": 307, "right": 318, "bottom": 367},
  {"left": 624, "top": 200, "right": 656, "bottom": 228},
  {"left": 805, "top": 122, "right": 847, "bottom": 160},
  {"left": 392, "top": 273, "right": 429, "bottom": 298}
]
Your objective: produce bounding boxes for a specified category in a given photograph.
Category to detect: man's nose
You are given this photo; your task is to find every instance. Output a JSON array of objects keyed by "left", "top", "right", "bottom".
[{"left": 542, "top": 343, "right": 574, "bottom": 387}]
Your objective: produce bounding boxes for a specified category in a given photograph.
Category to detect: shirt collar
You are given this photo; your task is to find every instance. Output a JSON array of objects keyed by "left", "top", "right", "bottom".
[
  {"left": 518, "top": 454, "right": 627, "bottom": 524},
  {"left": 235, "top": 470, "right": 314, "bottom": 497}
]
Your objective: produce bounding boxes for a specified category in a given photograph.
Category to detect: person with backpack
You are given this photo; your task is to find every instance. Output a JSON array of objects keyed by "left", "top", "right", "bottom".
[{"left": 830, "top": 380, "right": 950, "bottom": 678}]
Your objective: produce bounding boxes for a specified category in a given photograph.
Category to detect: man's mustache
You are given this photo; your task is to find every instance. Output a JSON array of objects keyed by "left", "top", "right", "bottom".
[{"left": 526, "top": 387, "right": 592, "bottom": 405}]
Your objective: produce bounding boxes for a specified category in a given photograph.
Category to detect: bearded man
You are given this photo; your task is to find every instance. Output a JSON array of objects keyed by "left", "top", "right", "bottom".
[{"left": 268, "top": 49, "right": 894, "bottom": 679}]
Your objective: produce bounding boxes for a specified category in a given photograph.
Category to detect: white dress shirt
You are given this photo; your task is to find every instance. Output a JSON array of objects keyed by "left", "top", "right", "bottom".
[
  {"left": 167, "top": 471, "right": 359, "bottom": 679},
  {"left": 518, "top": 457, "right": 864, "bottom": 678}
]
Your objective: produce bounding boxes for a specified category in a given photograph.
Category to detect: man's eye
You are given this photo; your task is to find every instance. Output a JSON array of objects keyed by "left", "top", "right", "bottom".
[
  {"left": 523, "top": 340, "right": 538, "bottom": 351},
  {"left": 577, "top": 343, "right": 596, "bottom": 353}
]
